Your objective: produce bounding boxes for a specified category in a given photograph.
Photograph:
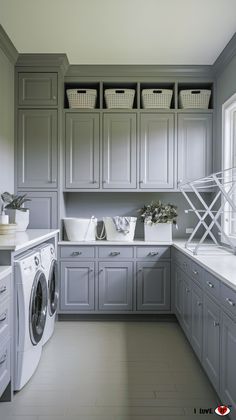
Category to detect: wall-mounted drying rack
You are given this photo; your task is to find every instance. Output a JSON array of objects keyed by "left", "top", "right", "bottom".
[{"left": 178, "top": 167, "right": 236, "bottom": 255}]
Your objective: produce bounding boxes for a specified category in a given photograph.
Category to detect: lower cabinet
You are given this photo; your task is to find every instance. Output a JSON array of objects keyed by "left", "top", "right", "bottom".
[
  {"left": 173, "top": 264, "right": 184, "bottom": 321},
  {"left": 191, "top": 282, "right": 203, "bottom": 360},
  {"left": 60, "top": 262, "right": 95, "bottom": 312},
  {"left": 137, "top": 262, "right": 170, "bottom": 311},
  {"left": 221, "top": 312, "right": 236, "bottom": 417},
  {"left": 98, "top": 262, "right": 133, "bottom": 311},
  {"left": 182, "top": 274, "right": 192, "bottom": 339},
  {"left": 203, "top": 294, "right": 220, "bottom": 392}
]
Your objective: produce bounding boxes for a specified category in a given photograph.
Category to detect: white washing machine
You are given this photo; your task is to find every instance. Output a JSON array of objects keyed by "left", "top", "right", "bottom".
[
  {"left": 37, "top": 243, "right": 58, "bottom": 345},
  {"left": 14, "top": 250, "right": 48, "bottom": 391}
]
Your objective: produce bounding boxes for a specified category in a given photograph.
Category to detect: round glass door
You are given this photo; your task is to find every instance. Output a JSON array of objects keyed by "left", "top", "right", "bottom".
[
  {"left": 48, "top": 260, "right": 58, "bottom": 317},
  {"left": 29, "top": 271, "right": 47, "bottom": 345}
]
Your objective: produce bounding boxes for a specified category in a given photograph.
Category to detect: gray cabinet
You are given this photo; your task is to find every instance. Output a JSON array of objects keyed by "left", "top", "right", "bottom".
[
  {"left": 140, "top": 114, "right": 174, "bottom": 189},
  {"left": 174, "top": 264, "right": 184, "bottom": 321},
  {"left": 65, "top": 113, "right": 100, "bottom": 189},
  {"left": 221, "top": 312, "right": 236, "bottom": 416},
  {"left": 177, "top": 114, "right": 212, "bottom": 184},
  {"left": 17, "top": 110, "right": 58, "bottom": 188},
  {"left": 60, "top": 262, "right": 95, "bottom": 312},
  {"left": 17, "top": 191, "right": 58, "bottom": 229},
  {"left": 182, "top": 274, "right": 192, "bottom": 339},
  {"left": 191, "top": 282, "right": 203, "bottom": 360},
  {"left": 103, "top": 113, "right": 137, "bottom": 189},
  {"left": 18, "top": 73, "right": 58, "bottom": 106},
  {"left": 98, "top": 262, "right": 133, "bottom": 311},
  {"left": 203, "top": 294, "right": 220, "bottom": 392},
  {"left": 137, "top": 262, "right": 170, "bottom": 311}
]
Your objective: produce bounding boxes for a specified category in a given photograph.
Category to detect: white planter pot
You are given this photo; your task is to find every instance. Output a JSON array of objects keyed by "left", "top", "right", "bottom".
[
  {"left": 144, "top": 223, "right": 172, "bottom": 242},
  {"left": 7, "top": 209, "right": 29, "bottom": 232}
]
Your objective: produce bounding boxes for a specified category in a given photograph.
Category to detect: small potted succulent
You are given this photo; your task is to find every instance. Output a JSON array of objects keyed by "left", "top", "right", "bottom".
[
  {"left": 1, "top": 192, "right": 31, "bottom": 232},
  {"left": 139, "top": 200, "right": 178, "bottom": 242}
]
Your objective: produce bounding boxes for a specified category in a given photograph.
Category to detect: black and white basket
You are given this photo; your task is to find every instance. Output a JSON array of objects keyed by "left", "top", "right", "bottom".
[
  {"left": 105, "top": 89, "right": 135, "bottom": 109},
  {"left": 142, "top": 89, "right": 173, "bottom": 109},
  {"left": 67, "top": 89, "right": 97, "bottom": 108},
  {"left": 179, "top": 90, "right": 211, "bottom": 109}
]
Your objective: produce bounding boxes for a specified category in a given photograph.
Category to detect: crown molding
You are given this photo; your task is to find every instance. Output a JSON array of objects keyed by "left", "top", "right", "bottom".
[
  {"left": 16, "top": 53, "right": 69, "bottom": 74},
  {"left": 213, "top": 32, "right": 236, "bottom": 76},
  {"left": 0, "top": 25, "right": 18, "bottom": 64},
  {"left": 65, "top": 64, "right": 214, "bottom": 79}
]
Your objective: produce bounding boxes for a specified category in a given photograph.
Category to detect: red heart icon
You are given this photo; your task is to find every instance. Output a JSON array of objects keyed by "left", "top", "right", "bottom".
[{"left": 218, "top": 406, "right": 227, "bottom": 415}]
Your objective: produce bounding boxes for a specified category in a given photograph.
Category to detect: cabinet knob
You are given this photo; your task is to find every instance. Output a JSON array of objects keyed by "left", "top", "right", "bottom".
[
  {"left": 197, "top": 301, "right": 202, "bottom": 306},
  {"left": 148, "top": 251, "right": 159, "bottom": 256},
  {"left": 185, "top": 287, "right": 190, "bottom": 293},
  {"left": 225, "top": 297, "right": 235, "bottom": 307},
  {"left": 139, "top": 180, "right": 144, "bottom": 184},
  {"left": 192, "top": 270, "right": 198, "bottom": 276},
  {"left": 110, "top": 252, "right": 120, "bottom": 256},
  {"left": 89, "top": 269, "right": 93, "bottom": 273},
  {"left": 0, "top": 286, "right": 6, "bottom": 294},
  {"left": 99, "top": 269, "right": 103, "bottom": 273},
  {"left": 138, "top": 269, "right": 142, "bottom": 272},
  {"left": 213, "top": 321, "right": 220, "bottom": 327},
  {"left": 71, "top": 251, "right": 82, "bottom": 256},
  {"left": 206, "top": 281, "right": 214, "bottom": 288},
  {"left": 53, "top": 96, "right": 57, "bottom": 100},
  {"left": 0, "top": 312, "right": 7, "bottom": 322},
  {"left": 183, "top": 262, "right": 187, "bottom": 268}
]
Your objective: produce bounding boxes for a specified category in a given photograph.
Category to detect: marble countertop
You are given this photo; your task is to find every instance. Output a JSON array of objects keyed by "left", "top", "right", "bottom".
[
  {"left": 0, "top": 229, "right": 59, "bottom": 252},
  {"left": 0, "top": 266, "right": 12, "bottom": 280}
]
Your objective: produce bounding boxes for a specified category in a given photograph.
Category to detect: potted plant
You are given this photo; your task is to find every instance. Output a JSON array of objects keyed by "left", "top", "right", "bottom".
[
  {"left": 1, "top": 192, "right": 31, "bottom": 232},
  {"left": 139, "top": 200, "right": 178, "bottom": 242}
]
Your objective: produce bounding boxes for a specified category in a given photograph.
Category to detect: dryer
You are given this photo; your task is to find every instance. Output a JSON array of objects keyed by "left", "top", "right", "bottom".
[
  {"left": 37, "top": 243, "right": 58, "bottom": 345},
  {"left": 14, "top": 250, "right": 48, "bottom": 391}
]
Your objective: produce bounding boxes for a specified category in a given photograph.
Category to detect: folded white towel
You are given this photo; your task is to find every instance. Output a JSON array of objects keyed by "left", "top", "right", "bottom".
[{"left": 112, "top": 217, "right": 131, "bottom": 234}]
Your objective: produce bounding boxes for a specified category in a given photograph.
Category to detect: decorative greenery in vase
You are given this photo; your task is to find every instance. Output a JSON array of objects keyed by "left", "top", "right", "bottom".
[
  {"left": 139, "top": 200, "right": 178, "bottom": 225},
  {"left": 1, "top": 192, "right": 31, "bottom": 212}
]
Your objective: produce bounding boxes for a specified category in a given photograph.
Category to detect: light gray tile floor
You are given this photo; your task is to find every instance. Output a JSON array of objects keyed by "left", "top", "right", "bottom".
[{"left": 0, "top": 321, "right": 219, "bottom": 420}]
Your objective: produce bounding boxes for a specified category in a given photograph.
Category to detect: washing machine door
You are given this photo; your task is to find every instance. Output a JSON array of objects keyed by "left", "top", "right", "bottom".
[
  {"left": 29, "top": 270, "right": 48, "bottom": 345},
  {"left": 48, "top": 260, "right": 58, "bottom": 317}
]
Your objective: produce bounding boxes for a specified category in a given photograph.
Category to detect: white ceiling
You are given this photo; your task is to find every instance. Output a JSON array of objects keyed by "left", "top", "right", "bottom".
[{"left": 1, "top": 0, "right": 236, "bottom": 65}]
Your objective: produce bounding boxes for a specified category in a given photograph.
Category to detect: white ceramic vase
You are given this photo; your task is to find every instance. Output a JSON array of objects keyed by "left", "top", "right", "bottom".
[
  {"left": 144, "top": 222, "right": 172, "bottom": 242},
  {"left": 7, "top": 209, "right": 29, "bottom": 232}
]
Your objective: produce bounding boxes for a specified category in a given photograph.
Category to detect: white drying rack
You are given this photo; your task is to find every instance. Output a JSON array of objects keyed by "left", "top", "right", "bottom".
[{"left": 178, "top": 167, "right": 236, "bottom": 255}]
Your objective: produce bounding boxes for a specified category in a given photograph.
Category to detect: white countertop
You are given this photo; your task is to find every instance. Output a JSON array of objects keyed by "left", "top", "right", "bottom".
[
  {"left": 0, "top": 229, "right": 59, "bottom": 252},
  {"left": 59, "top": 240, "right": 172, "bottom": 246},
  {"left": 0, "top": 266, "right": 12, "bottom": 280}
]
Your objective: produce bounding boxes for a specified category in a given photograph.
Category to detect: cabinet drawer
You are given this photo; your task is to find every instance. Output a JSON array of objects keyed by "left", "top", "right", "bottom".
[
  {"left": 0, "top": 339, "right": 10, "bottom": 398},
  {"left": 220, "top": 283, "right": 236, "bottom": 318},
  {"left": 204, "top": 271, "right": 220, "bottom": 300},
  {"left": 18, "top": 72, "right": 58, "bottom": 106},
  {"left": 0, "top": 274, "right": 10, "bottom": 304},
  {"left": 136, "top": 246, "right": 170, "bottom": 260},
  {"left": 0, "top": 299, "right": 10, "bottom": 345},
  {"left": 190, "top": 261, "right": 204, "bottom": 286},
  {"left": 60, "top": 246, "right": 95, "bottom": 259},
  {"left": 98, "top": 247, "right": 134, "bottom": 259}
]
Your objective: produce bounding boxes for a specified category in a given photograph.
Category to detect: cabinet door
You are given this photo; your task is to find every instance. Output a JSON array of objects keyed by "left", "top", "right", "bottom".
[
  {"left": 182, "top": 274, "right": 192, "bottom": 339},
  {"left": 18, "top": 73, "right": 58, "bottom": 106},
  {"left": 137, "top": 262, "right": 170, "bottom": 311},
  {"left": 178, "top": 114, "right": 212, "bottom": 184},
  {"left": 60, "top": 262, "right": 95, "bottom": 312},
  {"left": 140, "top": 114, "right": 174, "bottom": 189},
  {"left": 203, "top": 294, "right": 220, "bottom": 392},
  {"left": 174, "top": 265, "right": 184, "bottom": 321},
  {"left": 65, "top": 113, "right": 100, "bottom": 189},
  {"left": 98, "top": 262, "right": 133, "bottom": 311},
  {"left": 18, "top": 110, "right": 57, "bottom": 188},
  {"left": 18, "top": 191, "right": 58, "bottom": 229},
  {"left": 221, "top": 312, "right": 236, "bottom": 414},
  {"left": 191, "top": 282, "right": 203, "bottom": 360},
  {"left": 103, "top": 113, "right": 137, "bottom": 189}
]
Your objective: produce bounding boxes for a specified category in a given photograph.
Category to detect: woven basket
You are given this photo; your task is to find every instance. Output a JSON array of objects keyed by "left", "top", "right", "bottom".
[
  {"left": 142, "top": 89, "right": 173, "bottom": 109},
  {"left": 105, "top": 89, "right": 135, "bottom": 109},
  {"left": 179, "top": 90, "right": 211, "bottom": 109},
  {"left": 67, "top": 89, "right": 97, "bottom": 109}
]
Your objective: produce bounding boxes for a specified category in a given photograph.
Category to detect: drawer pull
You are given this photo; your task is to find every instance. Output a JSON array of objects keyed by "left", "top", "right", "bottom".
[
  {"left": 207, "top": 281, "right": 214, "bottom": 288},
  {"left": 0, "top": 312, "right": 7, "bottom": 322},
  {"left": 213, "top": 321, "right": 220, "bottom": 327},
  {"left": 0, "top": 286, "right": 6, "bottom": 294},
  {"left": 99, "top": 269, "right": 103, "bottom": 273},
  {"left": 225, "top": 297, "right": 235, "bottom": 307},
  {"left": 110, "top": 252, "right": 120, "bottom": 256},
  {"left": 185, "top": 287, "right": 190, "bottom": 293},
  {"left": 71, "top": 252, "right": 82, "bottom": 256},
  {"left": 192, "top": 270, "right": 198, "bottom": 276},
  {"left": 197, "top": 301, "right": 202, "bottom": 306},
  {"left": 0, "top": 352, "right": 7, "bottom": 365},
  {"left": 148, "top": 252, "right": 159, "bottom": 256},
  {"left": 182, "top": 262, "right": 187, "bottom": 268},
  {"left": 89, "top": 269, "right": 93, "bottom": 273}
]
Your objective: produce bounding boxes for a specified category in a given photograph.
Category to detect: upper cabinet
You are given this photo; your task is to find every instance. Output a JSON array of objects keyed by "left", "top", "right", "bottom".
[
  {"left": 140, "top": 113, "right": 174, "bottom": 189},
  {"left": 65, "top": 113, "right": 100, "bottom": 189},
  {"left": 177, "top": 114, "right": 213, "bottom": 185},
  {"left": 17, "top": 109, "right": 58, "bottom": 188},
  {"left": 102, "top": 113, "right": 137, "bottom": 189},
  {"left": 18, "top": 73, "right": 58, "bottom": 107}
]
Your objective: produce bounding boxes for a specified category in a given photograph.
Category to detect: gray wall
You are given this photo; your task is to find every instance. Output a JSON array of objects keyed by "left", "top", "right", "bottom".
[
  {"left": 64, "top": 192, "right": 212, "bottom": 239},
  {"left": 0, "top": 47, "right": 14, "bottom": 196},
  {"left": 214, "top": 54, "right": 236, "bottom": 172}
]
